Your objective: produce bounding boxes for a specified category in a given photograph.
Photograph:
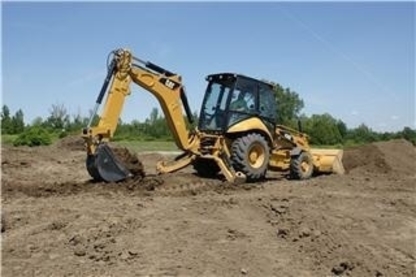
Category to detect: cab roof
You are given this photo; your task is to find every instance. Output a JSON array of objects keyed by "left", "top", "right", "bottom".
[{"left": 206, "top": 72, "right": 274, "bottom": 89}]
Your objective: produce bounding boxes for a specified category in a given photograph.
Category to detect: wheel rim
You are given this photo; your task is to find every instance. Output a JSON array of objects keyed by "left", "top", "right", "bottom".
[
  {"left": 248, "top": 143, "right": 265, "bottom": 169},
  {"left": 300, "top": 153, "right": 312, "bottom": 174},
  {"left": 301, "top": 160, "right": 310, "bottom": 173}
]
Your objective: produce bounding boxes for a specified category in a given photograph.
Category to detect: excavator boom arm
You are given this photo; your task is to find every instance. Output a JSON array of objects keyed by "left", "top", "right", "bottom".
[
  {"left": 83, "top": 48, "right": 193, "bottom": 153},
  {"left": 82, "top": 48, "right": 196, "bottom": 182}
]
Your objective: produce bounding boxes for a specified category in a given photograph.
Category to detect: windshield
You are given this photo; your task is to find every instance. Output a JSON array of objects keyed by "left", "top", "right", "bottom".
[{"left": 198, "top": 81, "right": 232, "bottom": 131}]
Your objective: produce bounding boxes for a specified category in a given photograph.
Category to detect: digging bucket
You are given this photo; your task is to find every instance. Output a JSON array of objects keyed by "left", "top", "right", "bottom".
[
  {"left": 86, "top": 143, "right": 132, "bottom": 182},
  {"left": 310, "top": 148, "right": 345, "bottom": 175}
]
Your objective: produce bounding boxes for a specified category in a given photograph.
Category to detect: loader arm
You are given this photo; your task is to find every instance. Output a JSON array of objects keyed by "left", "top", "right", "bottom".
[{"left": 82, "top": 48, "right": 195, "bottom": 182}]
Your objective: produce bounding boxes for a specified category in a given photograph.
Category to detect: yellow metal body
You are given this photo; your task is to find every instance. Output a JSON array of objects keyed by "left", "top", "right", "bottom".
[{"left": 82, "top": 48, "right": 344, "bottom": 184}]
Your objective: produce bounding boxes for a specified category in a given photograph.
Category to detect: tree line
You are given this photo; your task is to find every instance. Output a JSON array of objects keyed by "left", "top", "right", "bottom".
[
  {"left": 267, "top": 81, "right": 415, "bottom": 146},
  {"left": 2, "top": 82, "right": 415, "bottom": 147}
]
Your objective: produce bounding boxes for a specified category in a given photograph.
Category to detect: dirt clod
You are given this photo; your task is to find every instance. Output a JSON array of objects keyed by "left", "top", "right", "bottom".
[
  {"left": 1, "top": 212, "right": 7, "bottom": 233},
  {"left": 74, "top": 248, "right": 87, "bottom": 257},
  {"left": 276, "top": 228, "right": 290, "bottom": 239},
  {"left": 331, "top": 260, "right": 354, "bottom": 275},
  {"left": 298, "top": 227, "right": 311, "bottom": 238}
]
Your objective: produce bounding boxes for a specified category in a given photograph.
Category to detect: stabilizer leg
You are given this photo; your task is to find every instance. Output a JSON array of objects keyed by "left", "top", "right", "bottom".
[{"left": 156, "top": 152, "right": 195, "bottom": 174}]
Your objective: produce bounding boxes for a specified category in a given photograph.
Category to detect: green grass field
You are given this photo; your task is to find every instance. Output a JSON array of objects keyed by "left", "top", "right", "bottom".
[
  {"left": 114, "top": 140, "right": 179, "bottom": 152},
  {"left": 1, "top": 134, "right": 18, "bottom": 145},
  {"left": 1, "top": 134, "right": 178, "bottom": 152}
]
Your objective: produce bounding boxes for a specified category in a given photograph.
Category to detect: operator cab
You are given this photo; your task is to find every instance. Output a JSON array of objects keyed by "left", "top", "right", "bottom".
[{"left": 198, "top": 73, "right": 277, "bottom": 132}]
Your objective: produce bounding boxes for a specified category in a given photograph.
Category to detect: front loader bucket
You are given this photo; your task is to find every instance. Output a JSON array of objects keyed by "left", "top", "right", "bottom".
[
  {"left": 86, "top": 143, "right": 132, "bottom": 182},
  {"left": 310, "top": 148, "right": 345, "bottom": 175}
]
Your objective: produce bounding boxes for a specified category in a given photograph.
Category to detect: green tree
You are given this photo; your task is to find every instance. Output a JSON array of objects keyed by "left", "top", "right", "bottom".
[
  {"left": 347, "top": 123, "right": 378, "bottom": 143},
  {"left": 400, "top": 126, "right": 416, "bottom": 145},
  {"left": 142, "top": 108, "right": 169, "bottom": 139},
  {"left": 11, "top": 109, "right": 25, "bottom": 134},
  {"left": 336, "top": 119, "right": 348, "bottom": 141},
  {"left": 67, "top": 109, "right": 87, "bottom": 133},
  {"left": 273, "top": 84, "right": 304, "bottom": 125},
  {"left": 1, "top": 106, "right": 25, "bottom": 134},
  {"left": 379, "top": 131, "right": 395, "bottom": 142},
  {"left": 261, "top": 80, "right": 304, "bottom": 126},
  {"left": 1, "top": 105, "right": 12, "bottom": 134},
  {"left": 303, "top": 113, "right": 343, "bottom": 145},
  {"left": 31, "top": 116, "right": 44, "bottom": 127},
  {"left": 45, "top": 103, "right": 70, "bottom": 131}
]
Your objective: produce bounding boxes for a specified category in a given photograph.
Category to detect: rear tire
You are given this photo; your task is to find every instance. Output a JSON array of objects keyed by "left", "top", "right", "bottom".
[
  {"left": 290, "top": 151, "right": 314, "bottom": 180},
  {"left": 193, "top": 158, "right": 220, "bottom": 178},
  {"left": 230, "top": 133, "right": 270, "bottom": 182}
]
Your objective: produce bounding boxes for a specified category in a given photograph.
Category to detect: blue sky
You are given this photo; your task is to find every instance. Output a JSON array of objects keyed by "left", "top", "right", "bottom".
[{"left": 2, "top": 1, "right": 415, "bottom": 132}]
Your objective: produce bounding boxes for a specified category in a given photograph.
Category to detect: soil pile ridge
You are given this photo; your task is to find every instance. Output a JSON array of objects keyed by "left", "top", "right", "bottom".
[
  {"left": 343, "top": 139, "right": 415, "bottom": 176},
  {"left": 56, "top": 135, "right": 85, "bottom": 151}
]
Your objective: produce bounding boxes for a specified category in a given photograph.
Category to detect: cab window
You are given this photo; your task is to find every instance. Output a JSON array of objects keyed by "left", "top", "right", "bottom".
[{"left": 258, "top": 84, "right": 276, "bottom": 121}]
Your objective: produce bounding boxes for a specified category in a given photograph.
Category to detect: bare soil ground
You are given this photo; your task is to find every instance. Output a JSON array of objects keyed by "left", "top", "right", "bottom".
[{"left": 1, "top": 137, "right": 415, "bottom": 277}]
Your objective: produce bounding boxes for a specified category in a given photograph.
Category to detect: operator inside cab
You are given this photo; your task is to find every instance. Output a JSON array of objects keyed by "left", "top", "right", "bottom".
[{"left": 230, "top": 91, "right": 249, "bottom": 112}]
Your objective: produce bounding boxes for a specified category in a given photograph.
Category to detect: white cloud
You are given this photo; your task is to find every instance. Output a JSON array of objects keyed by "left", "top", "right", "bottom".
[
  {"left": 351, "top": 110, "right": 359, "bottom": 116},
  {"left": 390, "top": 115, "right": 399, "bottom": 120}
]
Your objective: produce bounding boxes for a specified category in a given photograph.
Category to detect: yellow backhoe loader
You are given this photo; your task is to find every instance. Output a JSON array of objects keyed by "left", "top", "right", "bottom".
[{"left": 81, "top": 48, "right": 344, "bottom": 184}]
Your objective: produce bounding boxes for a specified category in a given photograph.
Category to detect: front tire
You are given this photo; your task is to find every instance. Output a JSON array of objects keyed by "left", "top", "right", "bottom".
[
  {"left": 290, "top": 151, "right": 314, "bottom": 180},
  {"left": 231, "top": 133, "right": 270, "bottom": 182}
]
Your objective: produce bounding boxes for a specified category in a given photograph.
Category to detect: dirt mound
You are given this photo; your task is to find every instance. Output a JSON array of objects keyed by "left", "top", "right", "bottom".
[
  {"left": 374, "top": 139, "right": 416, "bottom": 175},
  {"left": 343, "top": 139, "right": 416, "bottom": 176},
  {"left": 343, "top": 144, "right": 391, "bottom": 175},
  {"left": 56, "top": 135, "right": 85, "bottom": 151}
]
